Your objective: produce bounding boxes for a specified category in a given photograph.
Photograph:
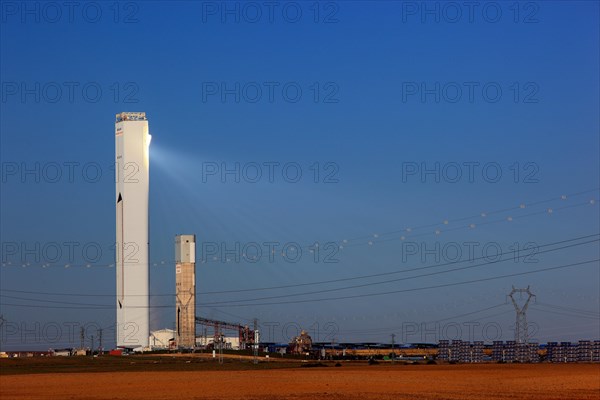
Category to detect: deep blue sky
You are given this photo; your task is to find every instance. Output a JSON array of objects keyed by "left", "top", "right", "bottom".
[{"left": 1, "top": 1, "right": 599, "bottom": 349}]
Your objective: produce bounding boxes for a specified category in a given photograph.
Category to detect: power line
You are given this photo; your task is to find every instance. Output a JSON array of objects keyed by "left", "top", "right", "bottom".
[
  {"left": 197, "top": 238, "right": 599, "bottom": 306},
  {"left": 335, "top": 188, "right": 598, "bottom": 245},
  {"left": 3, "top": 233, "right": 598, "bottom": 298},
  {"left": 2, "top": 235, "right": 598, "bottom": 308},
  {"left": 529, "top": 307, "right": 600, "bottom": 320},
  {"left": 342, "top": 310, "right": 515, "bottom": 337},
  {"left": 201, "top": 233, "right": 599, "bottom": 295},
  {"left": 1, "top": 188, "right": 597, "bottom": 269},
  {"left": 345, "top": 199, "right": 597, "bottom": 248},
  {"left": 0, "top": 295, "right": 116, "bottom": 308},
  {"left": 535, "top": 302, "right": 599, "bottom": 317},
  {"left": 424, "top": 303, "right": 508, "bottom": 324},
  {"left": 201, "top": 259, "right": 599, "bottom": 308},
  {"left": 1, "top": 259, "right": 597, "bottom": 309},
  {"left": 339, "top": 303, "right": 508, "bottom": 335}
]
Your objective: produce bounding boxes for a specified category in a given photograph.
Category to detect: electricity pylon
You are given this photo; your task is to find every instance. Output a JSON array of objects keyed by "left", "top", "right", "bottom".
[{"left": 508, "top": 286, "right": 535, "bottom": 344}]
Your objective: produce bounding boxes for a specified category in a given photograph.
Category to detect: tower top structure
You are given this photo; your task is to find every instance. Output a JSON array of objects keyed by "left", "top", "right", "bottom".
[{"left": 116, "top": 112, "right": 147, "bottom": 123}]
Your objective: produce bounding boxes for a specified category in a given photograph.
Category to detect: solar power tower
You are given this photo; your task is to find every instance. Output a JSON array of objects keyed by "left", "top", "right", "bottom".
[
  {"left": 176, "top": 234, "right": 196, "bottom": 348},
  {"left": 115, "top": 112, "right": 151, "bottom": 349}
]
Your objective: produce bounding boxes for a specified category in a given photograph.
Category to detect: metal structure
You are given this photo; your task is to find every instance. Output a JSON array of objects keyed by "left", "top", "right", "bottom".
[
  {"left": 115, "top": 111, "right": 151, "bottom": 349},
  {"left": 391, "top": 333, "right": 396, "bottom": 364},
  {"left": 289, "top": 330, "right": 313, "bottom": 355},
  {"left": 175, "top": 235, "right": 196, "bottom": 348},
  {"left": 508, "top": 286, "right": 535, "bottom": 345},
  {"left": 215, "top": 330, "right": 224, "bottom": 364},
  {"left": 253, "top": 319, "right": 259, "bottom": 364},
  {"left": 0, "top": 315, "right": 4, "bottom": 352},
  {"left": 195, "top": 317, "right": 256, "bottom": 350}
]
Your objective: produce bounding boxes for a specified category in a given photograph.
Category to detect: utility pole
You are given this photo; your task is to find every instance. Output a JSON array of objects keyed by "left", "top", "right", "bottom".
[
  {"left": 98, "top": 328, "right": 103, "bottom": 355},
  {"left": 253, "top": 318, "right": 259, "bottom": 365},
  {"left": 508, "top": 286, "right": 535, "bottom": 345},
  {"left": 391, "top": 334, "right": 396, "bottom": 364},
  {"left": 0, "top": 315, "right": 5, "bottom": 353},
  {"left": 90, "top": 335, "right": 94, "bottom": 357},
  {"left": 80, "top": 326, "right": 85, "bottom": 350},
  {"left": 218, "top": 335, "right": 223, "bottom": 364},
  {"left": 331, "top": 337, "right": 336, "bottom": 359},
  {"left": 216, "top": 323, "right": 223, "bottom": 364}
]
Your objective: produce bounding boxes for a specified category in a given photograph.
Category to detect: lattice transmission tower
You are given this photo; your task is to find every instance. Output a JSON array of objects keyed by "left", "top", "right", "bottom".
[{"left": 508, "top": 286, "right": 535, "bottom": 344}]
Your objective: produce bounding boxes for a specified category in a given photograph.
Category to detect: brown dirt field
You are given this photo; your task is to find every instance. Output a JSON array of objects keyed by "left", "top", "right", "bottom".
[{"left": 1, "top": 363, "right": 599, "bottom": 400}]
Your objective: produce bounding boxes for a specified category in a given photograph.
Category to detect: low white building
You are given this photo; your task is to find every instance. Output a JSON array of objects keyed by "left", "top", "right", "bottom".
[
  {"left": 149, "top": 329, "right": 175, "bottom": 349},
  {"left": 196, "top": 335, "right": 240, "bottom": 350},
  {"left": 52, "top": 349, "right": 72, "bottom": 357}
]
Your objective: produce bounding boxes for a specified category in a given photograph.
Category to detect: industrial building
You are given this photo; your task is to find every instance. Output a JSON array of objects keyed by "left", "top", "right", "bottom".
[
  {"left": 115, "top": 112, "right": 151, "bottom": 349},
  {"left": 289, "top": 331, "right": 313, "bottom": 355},
  {"left": 195, "top": 317, "right": 257, "bottom": 350},
  {"left": 175, "top": 235, "right": 196, "bottom": 348},
  {"left": 196, "top": 335, "right": 241, "bottom": 350},
  {"left": 146, "top": 234, "right": 260, "bottom": 352},
  {"left": 149, "top": 329, "right": 176, "bottom": 350}
]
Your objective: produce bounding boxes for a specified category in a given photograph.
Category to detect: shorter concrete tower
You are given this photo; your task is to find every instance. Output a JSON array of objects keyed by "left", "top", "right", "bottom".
[{"left": 175, "top": 235, "right": 196, "bottom": 348}]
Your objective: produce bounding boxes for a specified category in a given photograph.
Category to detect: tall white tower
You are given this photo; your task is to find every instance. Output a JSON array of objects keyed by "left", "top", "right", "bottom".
[{"left": 115, "top": 112, "right": 151, "bottom": 349}]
